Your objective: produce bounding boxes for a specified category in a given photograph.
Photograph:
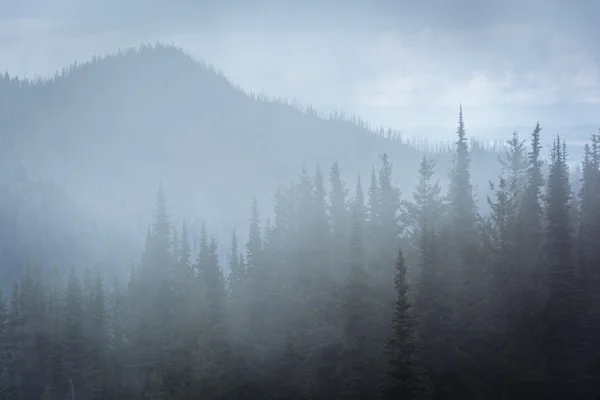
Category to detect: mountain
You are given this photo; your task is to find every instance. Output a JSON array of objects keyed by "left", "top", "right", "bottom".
[
  {"left": 0, "top": 44, "right": 430, "bottom": 274},
  {"left": 5, "top": 43, "right": 583, "bottom": 283}
]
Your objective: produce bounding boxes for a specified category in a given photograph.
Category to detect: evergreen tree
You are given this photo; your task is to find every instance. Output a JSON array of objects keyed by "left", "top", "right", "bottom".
[
  {"left": 367, "top": 167, "right": 380, "bottom": 249},
  {"left": 578, "top": 135, "right": 600, "bottom": 391},
  {"left": 448, "top": 106, "right": 477, "bottom": 240},
  {"left": 171, "top": 225, "right": 180, "bottom": 267},
  {"left": 340, "top": 175, "right": 378, "bottom": 398},
  {"left": 246, "top": 198, "right": 262, "bottom": 273},
  {"left": 403, "top": 156, "right": 444, "bottom": 243},
  {"left": 179, "top": 221, "right": 191, "bottom": 272},
  {"left": 446, "top": 106, "right": 488, "bottom": 393},
  {"left": 195, "top": 236, "right": 231, "bottom": 398},
  {"left": 479, "top": 175, "right": 528, "bottom": 394},
  {"left": 136, "top": 186, "right": 174, "bottom": 391},
  {"left": 384, "top": 247, "right": 428, "bottom": 399},
  {"left": 409, "top": 157, "right": 452, "bottom": 378},
  {"left": 329, "top": 162, "right": 350, "bottom": 276},
  {"left": 498, "top": 131, "right": 528, "bottom": 193},
  {"left": 87, "top": 275, "right": 108, "bottom": 399},
  {"left": 227, "top": 230, "right": 244, "bottom": 300},
  {"left": 310, "top": 164, "right": 336, "bottom": 326},
  {"left": 543, "top": 137, "right": 586, "bottom": 397},
  {"left": 518, "top": 122, "right": 545, "bottom": 267},
  {"left": 64, "top": 267, "right": 85, "bottom": 398}
]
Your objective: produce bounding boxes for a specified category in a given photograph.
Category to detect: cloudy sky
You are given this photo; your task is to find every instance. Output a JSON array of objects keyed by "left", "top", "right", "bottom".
[{"left": 1, "top": 0, "right": 599, "bottom": 129}]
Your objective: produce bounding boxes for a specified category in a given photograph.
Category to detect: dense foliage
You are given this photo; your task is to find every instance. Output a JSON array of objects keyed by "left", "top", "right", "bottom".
[{"left": 1, "top": 114, "right": 599, "bottom": 400}]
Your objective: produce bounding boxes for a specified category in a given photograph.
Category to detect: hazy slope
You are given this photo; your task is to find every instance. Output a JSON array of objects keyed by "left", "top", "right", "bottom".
[{"left": 0, "top": 44, "right": 422, "bottom": 244}]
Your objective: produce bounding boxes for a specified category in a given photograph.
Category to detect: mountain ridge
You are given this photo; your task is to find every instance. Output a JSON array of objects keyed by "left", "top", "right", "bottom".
[{"left": 0, "top": 43, "right": 423, "bottom": 247}]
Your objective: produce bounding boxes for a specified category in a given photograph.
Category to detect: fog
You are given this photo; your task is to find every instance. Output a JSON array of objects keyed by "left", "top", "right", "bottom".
[
  {"left": 2, "top": 0, "right": 600, "bottom": 128},
  {"left": 0, "top": 1, "right": 599, "bottom": 399}
]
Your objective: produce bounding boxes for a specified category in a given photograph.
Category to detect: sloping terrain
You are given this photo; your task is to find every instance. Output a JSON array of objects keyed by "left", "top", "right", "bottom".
[
  {"left": 0, "top": 44, "right": 426, "bottom": 280},
  {"left": 0, "top": 45, "right": 423, "bottom": 225}
]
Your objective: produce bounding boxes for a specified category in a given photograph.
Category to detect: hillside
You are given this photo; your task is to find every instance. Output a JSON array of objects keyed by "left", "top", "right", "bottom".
[
  {"left": 8, "top": 44, "right": 586, "bottom": 283},
  {"left": 0, "top": 44, "right": 434, "bottom": 270}
]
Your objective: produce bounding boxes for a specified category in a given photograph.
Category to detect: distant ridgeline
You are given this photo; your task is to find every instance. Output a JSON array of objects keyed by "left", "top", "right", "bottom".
[{"left": 0, "top": 43, "right": 594, "bottom": 287}]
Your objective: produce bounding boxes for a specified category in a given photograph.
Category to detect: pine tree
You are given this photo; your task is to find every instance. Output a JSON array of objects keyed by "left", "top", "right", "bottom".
[
  {"left": 518, "top": 122, "right": 545, "bottom": 267},
  {"left": 543, "top": 137, "right": 587, "bottom": 397},
  {"left": 227, "top": 230, "right": 244, "bottom": 300},
  {"left": 0, "top": 288, "right": 10, "bottom": 398},
  {"left": 409, "top": 157, "right": 452, "bottom": 385},
  {"left": 246, "top": 198, "right": 262, "bottom": 273},
  {"left": 446, "top": 106, "right": 486, "bottom": 390},
  {"left": 152, "top": 183, "right": 172, "bottom": 280},
  {"left": 195, "top": 236, "right": 231, "bottom": 399},
  {"left": 498, "top": 131, "right": 528, "bottom": 193},
  {"left": 64, "top": 267, "right": 85, "bottom": 398},
  {"left": 87, "top": 275, "right": 108, "bottom": 399},
  {"left": 448, "top": 106, "right": 477, "bottom": 240},
  {"left": 578, "top": 140, "right": 600, "bottom": 291},
  {"left": 367, "top": 167, "right": 380, "bottom": 251},
  {"left": 18, "top": 265, "right": 49, "bottom": 399},
  {"left": 3, "top": 283, "right": 24, "bottom": 400},
  {"left": 106, "top": 277, "right": 128, "bottom": 399},
  {"left": 578, "top": 135, "right": 600, "bottom": 390},
  {"left": 311, "top": 164, "right": 335, "bottom": 326},
  {"left": 171, "top": 225, "right": 180, "bottom": 267},
  {"left": 403, "top": 156, "right": 443, "bottom": 242},
  {"left": 179, "top": 222, "right": 191, "bottom": 272},
  {"left": 479, "top": 175, "right": 526, "bottom": 391},
  {"left": 135, "top": 185, "right": 175, "bottom": 390},
  {"left": 384, "top": 247, "right": 428, "bottom": 399},
  {"left": 329, "top": 162, "right": 350, "bottom": 275},
  {"left": 340, "top": 175, "right": 378, "bottom": 398},
  {"left": 203, "top": 237, "right": 227, "bottom": 329},
  {"left": 371, "top": 155, "right": 402, "bottom": 352}
]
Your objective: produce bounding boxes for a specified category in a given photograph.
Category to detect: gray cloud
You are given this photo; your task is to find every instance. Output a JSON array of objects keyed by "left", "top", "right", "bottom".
[{"left": 0, "top": 0, "right": 598, "bottom": 129}]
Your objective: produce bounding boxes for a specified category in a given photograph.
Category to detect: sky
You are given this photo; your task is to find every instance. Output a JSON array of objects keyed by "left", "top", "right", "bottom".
[{"left": 0, "top": 0, "right": 599, "bottom": 129}]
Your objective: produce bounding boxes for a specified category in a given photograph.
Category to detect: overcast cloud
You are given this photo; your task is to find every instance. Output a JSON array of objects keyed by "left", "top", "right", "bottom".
[{"left": 0, "top": 0, "right": 599, "bottom": 129}]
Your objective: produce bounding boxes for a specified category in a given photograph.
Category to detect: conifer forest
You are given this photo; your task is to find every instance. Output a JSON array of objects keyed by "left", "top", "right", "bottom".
[{"left": 0, "top": 45, "right": 600, "bottom": 400}]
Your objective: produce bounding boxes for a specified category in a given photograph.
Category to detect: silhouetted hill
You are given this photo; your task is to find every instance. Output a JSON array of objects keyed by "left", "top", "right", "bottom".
[
  {"left": 1, "top": 43, "right": 585, "bottom": 283},
  {"left": 0, "top": 44, "right": 426, "bottom": 265}
]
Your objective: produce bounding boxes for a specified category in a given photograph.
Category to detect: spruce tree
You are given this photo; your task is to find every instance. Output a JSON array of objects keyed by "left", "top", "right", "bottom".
[
  {"left": 409, "top": 156, "right": 452, "bottom": 386},
  {"left": 448, "top": 106, "right": 477, "bottom": 240},
  {"left": 87, "top": 275, "right": 108, "bottom": 399},
  {"left": 371, "top": 154, "right": 403, "bottom": 368},
  {"left": 329, "top": 162, "right": 350, "bottom": 282},
  {"left": 367, "top": 167, "right": 380, "bottom": 250},
  {"left": 179, "top": 221, "right": 191, "bottom": 272},
  {"left": 518, "top": 122, "right": 545, "bottom": 267},
  {"left": 194, "top": 234, "right": 231, "bottom": 399},
  {"left": 246, "top": 198, "right": 262, "bottom": 273},
  {"left": 403, "top": 156, "right": 443, "bottom": 243},
  {"left": 578, "top": 136, "right": 600, "bottom": 390},
  {"left": 498, "top": 131, "right": 528, "bottom": 193},
  {"left": 64, "top": 267, "right": 85, "bottom": 398},
  {"left": 384, "top": 246, "right": 428, "bottom": 399},
  {"left": 340, "top": 175, "right": 378, "bottom": 398},
  {"left": 543, "top": 137, "right": 586, "bottom": 397},
  {"left": 446, "top": 107, "right": 481, "bottom": 370},
  {"left": 227, "top": 230, "right": 244, "bottom": 300}
]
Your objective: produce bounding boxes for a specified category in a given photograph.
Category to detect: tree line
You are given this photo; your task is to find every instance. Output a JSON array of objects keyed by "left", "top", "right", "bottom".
[{"left": 1, "top": 109, "right": 600, "bottom": 399}]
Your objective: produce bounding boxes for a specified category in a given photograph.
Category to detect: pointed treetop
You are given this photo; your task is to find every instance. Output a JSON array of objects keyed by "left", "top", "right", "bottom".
[
  {"left": 457, "top": 105, "right": 466, "bottom": 141},
  {"left": 179, "top": 220, "right": 191, "bottom": 268},
  {"left": 355, "top": 173, "right": 365, "bottom": 207},
  {"left": 314, "top": 164, "right": 325, "bottom": 196},
  {"left": 153, "top": 182, "right": 170, "bottom": 239}
]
